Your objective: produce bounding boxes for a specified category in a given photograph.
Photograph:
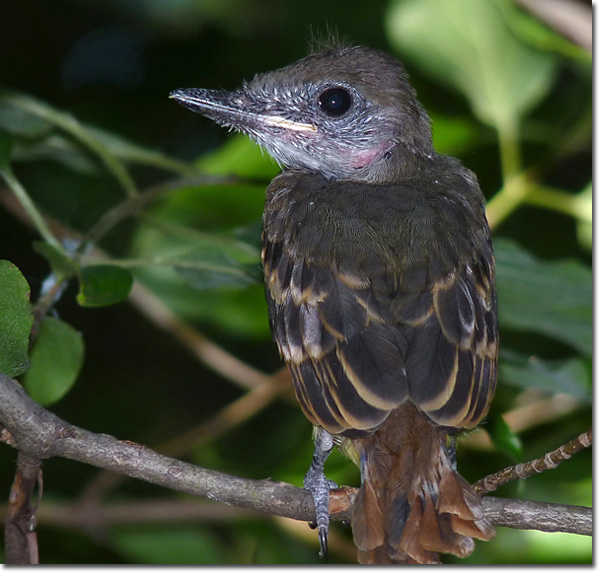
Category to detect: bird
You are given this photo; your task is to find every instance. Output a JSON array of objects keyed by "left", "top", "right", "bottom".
[{"left": 171, "top": 43, "right": 498, "bottom": 564}]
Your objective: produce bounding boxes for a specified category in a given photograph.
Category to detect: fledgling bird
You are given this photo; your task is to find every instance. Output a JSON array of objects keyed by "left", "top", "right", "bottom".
[{"left": 171, "top": 44, "right": 498, "bottom": 564}]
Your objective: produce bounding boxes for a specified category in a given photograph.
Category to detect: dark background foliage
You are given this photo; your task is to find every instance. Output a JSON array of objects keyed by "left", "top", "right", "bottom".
[{"left": 0, "top": 0, "right": 592, "bottom": 564}]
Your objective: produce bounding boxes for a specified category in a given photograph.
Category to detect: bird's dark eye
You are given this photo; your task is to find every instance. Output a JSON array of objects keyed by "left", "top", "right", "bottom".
[{"left": 318, "top": 88, "right": 352, "bottom": 117}]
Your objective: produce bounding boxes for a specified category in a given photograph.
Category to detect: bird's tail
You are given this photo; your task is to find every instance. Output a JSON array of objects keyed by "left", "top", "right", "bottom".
[{"left": 350, "top": 404, "right": 495, "bottom": 564}]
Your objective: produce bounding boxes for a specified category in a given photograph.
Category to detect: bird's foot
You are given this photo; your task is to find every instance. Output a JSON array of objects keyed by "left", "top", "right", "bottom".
[{"left": 304, "top": 429, "right": 335, "bottom": 558}]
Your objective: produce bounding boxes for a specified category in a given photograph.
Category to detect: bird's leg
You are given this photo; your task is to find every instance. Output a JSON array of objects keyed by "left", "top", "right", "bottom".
[{"left": 304, "top": 428, "right": 336, "bottom": 558}]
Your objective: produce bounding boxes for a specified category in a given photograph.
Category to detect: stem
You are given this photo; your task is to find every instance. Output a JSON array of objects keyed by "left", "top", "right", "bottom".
[
  {"left": 524, "top": 184, "right": 592, "bottom": 223},
  {"left": 485, "top": 122, "right": 525, "bottom": 230},
  {"left": 487, "top": 179, "right": 592, "bottom": 231},
  {"left": 77, "top": 174, "right": 243, "bottom": 253},
  {"left": 485, "top": 171, "right": 530, "bottom": 230},
  {"left": 498, "top": 122, "right": 522, "bottom": 182},
  {"left": 30, "top": 275, "right": 70, "bottom": 342},
  {"left": 0, "top": 91, "right": 137, "bottom": 198},
  {"left": 0, "top": 166, "right": 61, "bottom": 250}
]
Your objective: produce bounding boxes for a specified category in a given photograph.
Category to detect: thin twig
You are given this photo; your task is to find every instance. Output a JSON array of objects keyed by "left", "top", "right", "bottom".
[
  {"left": 0, "top": 165, "right": 62, "bottom": 249},
  {"left": 472, "top": 429, "right": 592, "bottom": 495}
]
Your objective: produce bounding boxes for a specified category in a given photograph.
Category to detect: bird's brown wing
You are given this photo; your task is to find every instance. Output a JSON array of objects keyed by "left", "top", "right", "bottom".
[{"left": 261, "top": 229, "right": 497, "bottom": 436}]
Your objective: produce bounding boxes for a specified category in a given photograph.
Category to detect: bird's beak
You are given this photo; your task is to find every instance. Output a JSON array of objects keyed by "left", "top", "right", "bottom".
[{"left": 170, "top": 88, "right": 317, "bottom": 133}]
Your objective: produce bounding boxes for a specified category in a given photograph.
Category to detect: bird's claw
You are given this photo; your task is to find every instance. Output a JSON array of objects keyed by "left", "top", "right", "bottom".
[
  {"left": 307, "top": 522, "right": 329, "bottom": 558},
  {"left": 318, "top": 526, "right": 329, "bottom": 559}
]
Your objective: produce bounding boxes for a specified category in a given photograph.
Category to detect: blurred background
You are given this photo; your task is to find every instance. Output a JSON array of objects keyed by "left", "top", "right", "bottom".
[{"left": 0, "top": 0, "right": 592, "bottom": 564}]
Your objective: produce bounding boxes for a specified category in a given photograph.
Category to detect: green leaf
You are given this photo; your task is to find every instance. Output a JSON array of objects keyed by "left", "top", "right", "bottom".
[
  {"left": 0, "top": 260, "right": 33, "bottom": 377},
  {"left": 129, "top": 180, "right": 269, "bottom": 338},
  {"left": 500, "top": 349, "right": 591, "bottom": 402},
  {"left": 33, "top": 241, "right": 77, "bottom": 280},
  {"left": 139, "top": 216, "right": 261, "bottom": 263},
  {"left": 520, "top": 529, "right": 592, "bottom": 565},
  {"left": 386, "top": 0, "right": 559, "bottom": 129},
  {"left": 77, "top": 265, "right": 134, "bottom": 307},
  {"left": 488, "top": 412, "right": 523, "bottom": 462},
  {"left": 198, "top": 133, "right": 280, "bottom": 179},
  {"left": 0, "top": 101, "right": 53, "bottom": 139},
  {"left": 494, "top": 239, "right": 592, "bottom": 356},
  {"left": 176, "top": 250, "right": 260, "bottom": 290},
  {"left": 429, "top": 112, "right": 481, "bottom": 156},
  {"left": 22, "top": 316, "right": 84, "bottom": 405}
]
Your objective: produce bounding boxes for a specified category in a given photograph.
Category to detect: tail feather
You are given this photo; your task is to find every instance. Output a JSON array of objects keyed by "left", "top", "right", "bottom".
[
  {"left": 438, "top": 467, "right": 479, "bottom": 519},
  {"left": 398, "top": 492, "right": 441, "bottom": 563},
  {"left": 348, "top": 404, "right": 495, "bottom": 564},
  {"left": 450, "top": 512, "right": 495, "bottom": 541},
  {"left": 352, "top": 476, "right": 385, "bottom": 551},
  {"left": 418, "top": 491, "right": 468, "bottom": 555},
  {"left": 419, "top": 492, "right": 444, "bottom": 549},
  {"left": 438, "top": 469, "right": 496, "bottom": 541}
]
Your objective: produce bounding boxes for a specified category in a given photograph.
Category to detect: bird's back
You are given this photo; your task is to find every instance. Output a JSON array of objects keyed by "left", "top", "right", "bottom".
[{"left": 262, "top": 157, "right": 497, "bottom": 438}]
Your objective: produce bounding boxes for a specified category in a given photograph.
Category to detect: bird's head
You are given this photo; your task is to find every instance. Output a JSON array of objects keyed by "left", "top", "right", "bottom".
[{"left": 171, "top": 46, "right": 434, "bottom": 183}]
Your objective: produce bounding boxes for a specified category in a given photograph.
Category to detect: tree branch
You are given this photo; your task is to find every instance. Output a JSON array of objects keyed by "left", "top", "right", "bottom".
[
  {"left": 4, "top": 453, "right": 42, "bottom": 564},
  {"left": 478, "top": 496, "right": 591, "bottom": 536},
  {"left": 473, "top": 429, "right": 592, "bottom": 495},
  {"left": 0, "top": 372, "right": 592, "bottom": 539}
]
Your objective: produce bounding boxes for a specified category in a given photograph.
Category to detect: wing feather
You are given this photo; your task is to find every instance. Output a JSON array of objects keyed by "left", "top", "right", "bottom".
[
  {"left": 261, "top": 178, "right": 497, "bottom": 435},
  {"left": 405, "top": 254, "right": 497, "bottom": 429}
]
